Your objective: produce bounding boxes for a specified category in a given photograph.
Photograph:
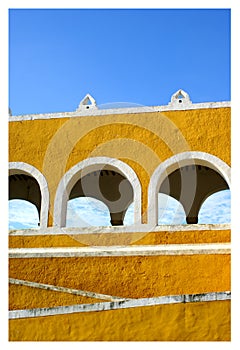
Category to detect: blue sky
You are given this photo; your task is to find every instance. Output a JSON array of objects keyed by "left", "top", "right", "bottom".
[
  {"left": 9, "top": 8, "right": 230, "bottom": 115},
  {"left": 9, "top": 190, "right": 231, "bottom": 229},
  {"left": 8, "top": 8, "right": 231, "bottom": 229}
]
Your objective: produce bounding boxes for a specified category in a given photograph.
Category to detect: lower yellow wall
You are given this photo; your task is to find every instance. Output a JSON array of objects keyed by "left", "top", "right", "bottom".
[
  {"left": 9, "top": 254, "right": 230, "bottom": 299},
  {"left": 9, "top": 299, "right": 230, "bottom": 341}
]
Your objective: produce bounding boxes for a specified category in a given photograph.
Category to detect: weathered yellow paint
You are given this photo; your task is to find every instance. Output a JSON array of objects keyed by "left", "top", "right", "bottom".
[
  {"left": 9, "top": 107, "right": 230, "bottom": 226},
  {"left": 9, "top": 300, "right": 230, "bottom": 341},
  {"left": 9, "top": 254, "right": 230, "bottom": 299},
  {"left": 9, "top": 229, "right": 230, "bottom": 248},
  {"left": 164, "top": 108, "right": 231, "bottom": 164}
]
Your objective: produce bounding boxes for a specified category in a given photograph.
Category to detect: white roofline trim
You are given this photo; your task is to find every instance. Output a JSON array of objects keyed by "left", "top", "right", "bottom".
[{"left": 9, "top": 101, "right": 231, "bottom": 122}]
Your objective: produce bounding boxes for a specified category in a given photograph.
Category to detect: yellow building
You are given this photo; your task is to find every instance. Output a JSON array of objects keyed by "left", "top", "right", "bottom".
[{"left": 9, "top": 90, "right": 231, "bottom": 341}]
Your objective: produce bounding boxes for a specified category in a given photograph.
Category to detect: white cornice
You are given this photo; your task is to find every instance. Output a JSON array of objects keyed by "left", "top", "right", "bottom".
[{"left": 9, "top": 101, "right": 231, "bottom": 122}]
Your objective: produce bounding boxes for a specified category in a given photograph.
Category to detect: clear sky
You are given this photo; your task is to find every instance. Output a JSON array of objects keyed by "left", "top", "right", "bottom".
[
  {"left": 9, "top": 8, "right": 230, "bottom": 115},
  {"left": 9, "top": 190, "right": 231, "bottom": 229}
]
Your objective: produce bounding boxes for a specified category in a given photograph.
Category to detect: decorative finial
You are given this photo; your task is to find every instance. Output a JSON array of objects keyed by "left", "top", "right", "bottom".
[
  {"left": 168, "top": 89, "right": 192, "bottom": 108},
  {"left": 76, "top": 93, "right": 98, "bottom": 111}
]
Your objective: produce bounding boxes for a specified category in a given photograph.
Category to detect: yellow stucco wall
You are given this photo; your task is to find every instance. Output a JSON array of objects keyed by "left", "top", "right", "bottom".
[
  {"left": 9, "top": 299, "right": 231, "bottom": 341},
  {"left": 9, "top": 107, "right": 230, "bottom": 225},
  {"left": 9, "top": 251, "right": 231, "bottom": 341},
  {"left": 9, "top": 254, "right": 230, "bottom": 299},
  {"left": 8, "top": 106, "right": 231, "bottom": 341}
]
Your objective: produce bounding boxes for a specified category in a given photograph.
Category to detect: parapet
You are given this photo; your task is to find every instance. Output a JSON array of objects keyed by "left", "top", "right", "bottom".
[{"left": 8, "top": 89, "right": 230, "bottom": 121}]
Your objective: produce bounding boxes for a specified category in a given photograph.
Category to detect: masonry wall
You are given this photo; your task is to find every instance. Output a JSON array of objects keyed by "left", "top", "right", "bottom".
[
  {"left": 9, "top": 107, "right": 230, "bottom": 225},
  {"left": 9, "top": 254, "right": 230, "bottom": 301},
  {"left": 9, "top": 299, "right": 231, "bottom": 341},
  {"left": 8, "top": 105, "right": 231, "bottom": 341},
  {"left": 9, "top": 239, "right": 231, "bottom": 341}
]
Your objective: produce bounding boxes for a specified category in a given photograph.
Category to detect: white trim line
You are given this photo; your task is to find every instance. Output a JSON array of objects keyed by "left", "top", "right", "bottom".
[
  {"left": 53, "top": 157, "right": 142, "bottom": 227},
  {"left": 148, "top": 152, "right": 231, "bottom": 226},
  {"left": 9, "top": 278, "right": 128, "bottom": 302},
  {"left": 9, "top": 162, "right": 49, "bottom": 229},
  {"left": 9, "top": 101, "right": 231, "bottom": 122},
  {"left": 9, "top": 291, "right": 231, "bottom": 319},
  {"left": 8, "top": 223, "right": 231, "bottom": 236},
  {"left": 8, "top": 243, "right": 231, "bottom": 258}
]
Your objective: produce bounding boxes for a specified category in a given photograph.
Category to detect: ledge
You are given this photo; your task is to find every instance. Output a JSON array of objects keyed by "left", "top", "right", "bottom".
[
  {"left": 9, "top": 101, "right": 230, "bottom": 122},
  {"left": 8, "top": 223, "right": 230, "bottom": 236},
  {"left": 8, "top": 243, "right": 231, "bottom": 258},
  {"left": 9, "top": 291, "right": 231, "bottom": 319}
]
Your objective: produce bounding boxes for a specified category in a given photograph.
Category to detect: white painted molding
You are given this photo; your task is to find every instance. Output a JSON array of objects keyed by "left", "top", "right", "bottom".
[
  {"left": 8, "top": 223, "right": 231, "bottom": 236},
  {"left": 9, "top": 291, "right": 231, "bottom": 319},
  {"left": 148, "top": 152, "right": 231, "bottom": 226},
  {"left": 8, "top": 243, "right": 231, "bottom": 258},
  {"left": 53, "top": 157, "right": 142, "bottom": 228},
  {"left": 8, "top": 101, "right": 231, "bottom": 122},
  {"left": 9, "top": 162, "right": 49, "bottom": 229}
]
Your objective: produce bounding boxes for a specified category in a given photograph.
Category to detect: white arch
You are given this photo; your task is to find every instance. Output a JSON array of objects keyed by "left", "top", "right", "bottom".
[
  {"left": 148, "top": 152, "right": 231, "bottom": 226},
  {"left": 9, "top": 162, "right": 50, "bottom": 229},
  {"left": 53, "top": 157, "right": 142, "bottom": 227}
]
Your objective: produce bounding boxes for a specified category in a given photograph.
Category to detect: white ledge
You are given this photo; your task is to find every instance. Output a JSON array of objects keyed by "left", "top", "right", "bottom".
[
  {"left": 9, "top": 291, "right": 231, "bottom": 319},
  {"left": 8, "top": 223, "right": 231, "bottom": 236},
  {"left": 8, "top": 243, "right": 231, "bottom": 258},
  {"left": 9, "top": 101, "right": 230, "bottom": 122}
]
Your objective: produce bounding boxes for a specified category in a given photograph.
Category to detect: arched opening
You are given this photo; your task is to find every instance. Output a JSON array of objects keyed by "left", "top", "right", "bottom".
[
  {"left": 9, "top": 173, "right": 41, "bottom": 226},
  {"left": 9, "top": 199, "right": 39, "bottom": 230},
  {"left": 198, "top": 189, "right": 231, "bottom": 224},
  {"left": 9, "top": 162, "right": 50, "bottom": 229},
  {"left": 159, "top": 164, "right": 229, "bottom": 224},
  {"left": 158, "top": 193, "right": 186, "bottom": 225},
  {"left": 148, "top": 152, "right": 231, "bottom": 226},
  {"left": 54, "top": 158, "right": 141, "bottom": 228},
  {"left": 68, "top": 168, "right": 133, "bottom": 226},
  {"left": 9, "top": 173, "right": 41, "bottom": 215}
]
